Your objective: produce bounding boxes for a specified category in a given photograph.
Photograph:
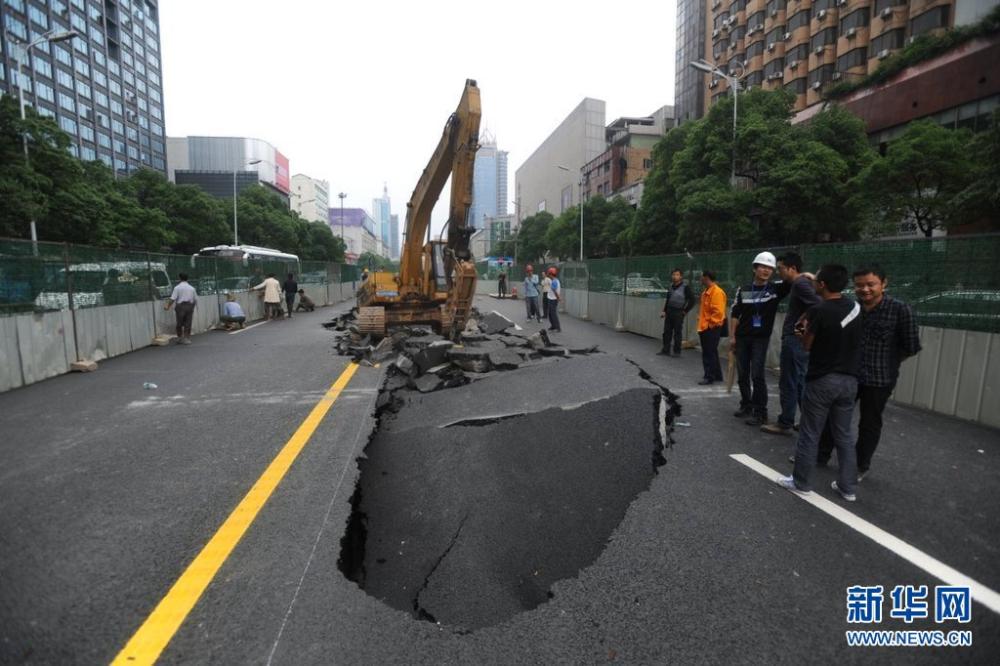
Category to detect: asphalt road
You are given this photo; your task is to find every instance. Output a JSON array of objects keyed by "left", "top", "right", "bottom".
[{"left": 1, "top": 297, "right": 998, "bottom": 664}]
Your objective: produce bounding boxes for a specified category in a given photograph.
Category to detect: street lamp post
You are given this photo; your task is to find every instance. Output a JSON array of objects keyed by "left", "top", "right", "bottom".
[
  {"left": 337, "top": 192, "right": 347, "bottom": 243},
  {"left": 690, "top": 59, "right": 745, "bottom": 186},
  {"left": 233, "top": 158, "right": 261, "bottom": 246},
  {"left": 8, "top": 29, "right": 79, "bottom": 247}
]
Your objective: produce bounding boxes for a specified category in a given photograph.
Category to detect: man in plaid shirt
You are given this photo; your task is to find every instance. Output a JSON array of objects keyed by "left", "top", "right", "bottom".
[{"left": 818, "top": 264, "right": 921, "bottom": 480}]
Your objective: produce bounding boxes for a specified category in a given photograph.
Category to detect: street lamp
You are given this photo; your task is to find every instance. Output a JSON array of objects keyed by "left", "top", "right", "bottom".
[
  {"left": 233, "top": 158, "right": 261, "bottom": 246},
  {"left": 8, "top": 29, "right": 79, "bottom": 247},
  {"left": 337, "top": 192, "right": 347, "bottom": 243},
  {"left": 557, "top": 165, "right": 584, "bottom": 260},
  {"left": 690, "top": 59, "right": 745, "bottom": 186}
]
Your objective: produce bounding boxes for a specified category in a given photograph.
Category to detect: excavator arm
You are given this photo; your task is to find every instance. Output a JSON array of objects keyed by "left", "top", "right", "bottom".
[{"left": 399, "top": 79, "right": 481, "bottom": 290}]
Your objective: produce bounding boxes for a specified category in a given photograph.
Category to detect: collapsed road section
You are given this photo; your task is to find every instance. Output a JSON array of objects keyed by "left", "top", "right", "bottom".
[{"left": 329, "top": 311, "right": 680, "bottom": 630}]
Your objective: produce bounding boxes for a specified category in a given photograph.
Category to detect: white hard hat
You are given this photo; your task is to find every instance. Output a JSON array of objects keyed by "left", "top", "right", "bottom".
[{"left": 752, "top": 251, "right": 777, "bottom": 269}]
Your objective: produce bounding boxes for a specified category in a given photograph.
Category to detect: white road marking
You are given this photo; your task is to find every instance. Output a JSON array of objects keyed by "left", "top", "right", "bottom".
[
  {"left": 730, "top": 453, "right": 1000, "bottom": 616},
  {"left": 229, "top": 321, "right": 268, "bottom": 334}
]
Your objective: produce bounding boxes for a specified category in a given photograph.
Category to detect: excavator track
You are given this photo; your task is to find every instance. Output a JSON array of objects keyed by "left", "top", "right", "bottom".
[{"left": 357, "top": 306, "right": 387, "bottom": 337}]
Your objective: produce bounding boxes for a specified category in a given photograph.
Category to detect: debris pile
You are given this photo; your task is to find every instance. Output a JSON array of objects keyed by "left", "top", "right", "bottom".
[{"left": 326, "top": 308, "right": 600, "bottom": 393}]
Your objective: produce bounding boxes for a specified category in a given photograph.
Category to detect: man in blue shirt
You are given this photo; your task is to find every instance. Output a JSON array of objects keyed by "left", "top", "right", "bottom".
[
  {"left": 220, "top": 293, "right": 246, "bottom": 330},
  {"left": 523, "top": 264, "right": 541, "bottom": 322},
  {"left": 546, "top": 267, "right": 562, "bottom": 332}
]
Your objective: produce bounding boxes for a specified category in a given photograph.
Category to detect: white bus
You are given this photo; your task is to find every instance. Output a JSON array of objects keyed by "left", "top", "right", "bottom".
[{"left": 196, "top": 245, "right": 299, "bottom": 264}]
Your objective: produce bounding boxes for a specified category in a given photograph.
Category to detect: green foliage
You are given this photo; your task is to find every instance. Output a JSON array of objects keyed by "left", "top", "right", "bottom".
[
  {"left": 952, "top": 110, "right": 1000, "bottom": 226},
  {"left": 857, "top": 120, "right": 975, "bottom": 237},
  {"left": 497, "top": 211, "right": 552, "bottom": 264},
  {"left": 0, "top": 96, "right": 344, "bottom": 261},
  {"left": 825, "top": 5, "right": 1000, "bottom": 100},
  {"left": 356, "top": 250, "right": 399, "bottom": 272},
  {"left": 629, "top": 126, "right": 688, "bottom": 255}
]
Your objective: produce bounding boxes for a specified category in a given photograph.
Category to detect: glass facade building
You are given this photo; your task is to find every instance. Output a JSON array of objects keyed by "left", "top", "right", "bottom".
[
  {"left": 675, "top": 0, "right": 708, "bottom": 123},
  {"left": 0, "top": 0, "right": 167, "bottom": 174},
  {"left": 469, "top": 135, "right": 508, "bottom": 229}
]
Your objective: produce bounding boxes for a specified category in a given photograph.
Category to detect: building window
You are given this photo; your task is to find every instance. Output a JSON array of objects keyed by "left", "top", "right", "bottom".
[
  {"left": 4, "top": 15, "right": 27, "bottom": 40},
  {"left": 766, "top": 26, "right": 785, "bottom": 44},
  {"left": 869, "top": 29, "right": 905, "bottom": 57},
  {"left": 746, "top": 40, "right": 765, "bottom": 58},
  {"left": 812, "top": 0, "right": 834, "bottom": 10},
  {"left": 746, "top": 70, "right": 764, "bottom": 87},
  {"left": 810, "top": 27, "right": 838, "bottom": 50},
  {"left": 764, "top": 58, "right": 784, "bottom": 77},
  {"left": 93, "top": 49, "right": 105, "bottom": 67},
  {"left": 70, "top": 12, "right": 86, "bottom": 33},
  {"left": 35, "top": 81, "right": 55, "bottom": 103},
  {"left": 910, "top": 6, "right": 950, "bottom": 37},
  {"left": 714, "top": 11, "right": 730, "bottom": 30},
  {"left": 643, "top": 158, "right": 653, "bottom": 169},
  {"left": 537, "top": 200, "right": 546, "bottom": 213},
  {"left": 730, "top": 24, "right": 746, "bottom": 41},
  {"left": 98, "top": 132, "right": 111, "bottom": 148},
  {"left": 76, "top": 81, "right": 91, "bottom": 99},
  {"left": 4, "top": 0, "right": 25, "bottom": 12},
  {"left": 836, "top": 47, "right": 867, "bottom": 71},
  {"left": 59, "top": 116, "right": 77, "bottom": 134},
  {"left": 80, "top": 124, "right": 94, "bottom": 142},
  {"left": 90, "top": 26, "right": 104, "bottom": 46},
  {"left": 58, "top": 92, "right": 75, "bottom": 112},
  {"left": 786, "top": 43, "right": 810, "bottom": 62},
  {"left": 808, "top": 64, "right": 836, "bottom": 85},
  {"left": 765, "top": 0, "right": 786, "bottom": 15},
  {"left": 747, "top": 11, "right": 764, "bottom": 31},
  {"left": 874, "top": 0, "right": 907, "bottom": 13},
  {"left": 33, "top": 57, "right": 53, "bottom": 79},
  {"left": 839, "top": 8, "right": 870, "bottom": 35},
  {"left": 784, "top": 77, "right": 808, "bottom": 95},
  {"left": 28, "top": 6, "right": 49, "bottom": 29},
  {"left": 731, "top": 0, "right": 747, "bottom": 11},
  {"left": 787, "top": 9, "right": 810, "bottom": 32}
]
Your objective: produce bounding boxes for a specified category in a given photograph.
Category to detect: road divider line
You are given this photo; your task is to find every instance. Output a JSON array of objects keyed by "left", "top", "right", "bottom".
[
  {"left": 112, "top": 362, "right": 361, "bottom": 666},
  {"left": 229, "top": 321, "right": 268, "bottom": 334},
  {"left": 730, "top": 453, "right": 1000, "bottom": 616}
]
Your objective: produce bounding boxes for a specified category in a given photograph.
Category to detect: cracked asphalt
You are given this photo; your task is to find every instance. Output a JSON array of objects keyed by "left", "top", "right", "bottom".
[{"left": 0, "top": 295, "right": 998, "bottom": 664}]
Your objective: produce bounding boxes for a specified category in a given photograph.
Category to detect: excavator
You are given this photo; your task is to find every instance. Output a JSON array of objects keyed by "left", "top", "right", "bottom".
[{"left": 356, "top": 79, "right": 481, "bottom": 338}]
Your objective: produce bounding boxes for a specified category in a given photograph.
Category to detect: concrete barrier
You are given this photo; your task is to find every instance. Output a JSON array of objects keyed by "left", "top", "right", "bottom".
[{"left": 0, "top": 283, "right": 357, "bottom": 394}]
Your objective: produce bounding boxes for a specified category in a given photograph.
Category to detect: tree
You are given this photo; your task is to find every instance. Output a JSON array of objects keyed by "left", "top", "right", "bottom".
[
  {"left": 628, "top": 125, "right": 689, "bottom": 255},
  {"left": 857, "top": 120, "right": 975, "bottom": 237},
  {"left": 952, "top": 110, "right": 1000, "bottom": 228},
  {"left": 496, "top": 211, "right": 552, "bottom": 264}
]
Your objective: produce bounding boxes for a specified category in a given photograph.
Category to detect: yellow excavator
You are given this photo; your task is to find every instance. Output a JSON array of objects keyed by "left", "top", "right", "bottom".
[{"left": 356, "top": 80, "right": 481, "bottom": 338}]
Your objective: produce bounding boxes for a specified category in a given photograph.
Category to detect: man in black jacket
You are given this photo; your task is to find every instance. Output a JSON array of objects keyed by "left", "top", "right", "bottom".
[{"left": 659, "top": 268, "right": 695, "bottom": 357}]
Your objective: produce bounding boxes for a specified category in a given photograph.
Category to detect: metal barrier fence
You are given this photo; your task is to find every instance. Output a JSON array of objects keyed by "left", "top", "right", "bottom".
[
  {"left": 0, "top": 238, "right": 361, "bottom": 392},
  {"left": 0, "top": 238, "right": 361, "bottom": 315}
]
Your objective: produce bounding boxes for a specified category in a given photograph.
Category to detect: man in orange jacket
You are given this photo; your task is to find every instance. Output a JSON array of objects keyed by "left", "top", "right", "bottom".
[{"left": 697, "top": 270, "right": 727, "bottom": 385}]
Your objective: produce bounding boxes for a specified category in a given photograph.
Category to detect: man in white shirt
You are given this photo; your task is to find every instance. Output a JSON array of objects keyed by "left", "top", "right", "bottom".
[
  {"left": 164, "top": 273, "right": 198, "bottom": 344},
  {"left": 252, "top": 273, "right": 283, "bottom": 320}
]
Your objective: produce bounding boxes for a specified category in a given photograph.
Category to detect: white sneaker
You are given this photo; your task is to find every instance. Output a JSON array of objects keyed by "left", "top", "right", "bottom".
[
  {"left": 776, "top": 475, "right": 813, "bottom": 496},
  {"left": 831, "top": 480, "right": 857, "bottom": 502}
]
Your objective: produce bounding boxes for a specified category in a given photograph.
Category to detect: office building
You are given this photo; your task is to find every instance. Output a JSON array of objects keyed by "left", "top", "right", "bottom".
[
  {"left": 372, "top": 184, "right": 391, "bottom": 254},
  {"left": 290, "top": 173, "right": 330, "bottom": 224},
  {"left": 0, "top": 0, "right": 167, "bottom": 173},
  {"left": 389, "top": 213, "right": 399, "bottom": 260},
  {"left": 166, "top": 135, "right": 291, "bottom": 205},
  {"left": 469, "top": 129, "right": 509, "bottom": 229},
  {"left": 328, "top": 207, "right": 380, "bottom": 264},
  {"left": 677, "top": 0, "right": 710, "bottom": 122},
  {"left": 514, "top": 98, "right": 606, "bottom": 225},
  {"left": 581, "top": 106, "right": 675, "bottom": 202},
  {"left": 705, "top": 0, "right": 997, "bottom": 113}
]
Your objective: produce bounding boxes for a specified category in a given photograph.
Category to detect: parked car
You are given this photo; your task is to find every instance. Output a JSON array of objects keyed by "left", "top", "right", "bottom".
[
  {"left": 911, "top": 289, "right": 1000, "bottom": 330},
  {"left": 33, "top": 261, "right": 172, "bottom": 310}
]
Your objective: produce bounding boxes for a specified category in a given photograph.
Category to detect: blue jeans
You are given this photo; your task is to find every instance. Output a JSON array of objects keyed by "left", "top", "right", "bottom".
[
  {"left": 736, "top": 336, "right": 769, "bottom": 417},
  {"left": 778, "top": 334, "right": 809, "bottom": 427},
  {"left": 792, "top": 373, "right": 858, "bottom": 494}
]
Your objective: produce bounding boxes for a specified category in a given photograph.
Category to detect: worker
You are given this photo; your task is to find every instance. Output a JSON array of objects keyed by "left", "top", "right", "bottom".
[
  {"left": 220, "top": 292, "right": 246, "bottom": 330},
  {"left": 251, "top": 273, "right": 283, "bottom": 321},
  {"left": 296, "top": 289, "right": 316, "bottom": 312},
  {"left": 546, "top": 267, "right": 562, "bottom": 332}
]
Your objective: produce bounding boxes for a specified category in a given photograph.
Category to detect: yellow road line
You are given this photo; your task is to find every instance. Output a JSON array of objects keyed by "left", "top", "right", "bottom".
[{"left": 112, "top": 362, "right": 360, "bottom": 665}]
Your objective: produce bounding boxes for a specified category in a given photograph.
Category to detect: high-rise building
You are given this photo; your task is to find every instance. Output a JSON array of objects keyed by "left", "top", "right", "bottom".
[
  {"left": 469, "top": 129, "right": 509, "bottom": 229},
  {"left": 389, "top": 213, "right": 400, "bottom": 260},
  {"left": 0, "top": 0, "right": 167, "bottom": 173},
  {"left": 372, "top": 184, "right": 391, "bottom": 254},
  {"left": 514, "top": 98, "right": 606, "bottom": 226},
  {"left": 328, "top": 207, "right": 379, "bottom": 264},
  {"left": 581, "top": 106, "right": 675, "bottom": 204},
  {"left": 166, "top": 136, "right": 291, "bottom": 206},
  {"left": 704, "top": 0, "right": 996, "bottom": 113},
  {"left": 676, "top": 0, "right": 709, "bottom": 123},
  {"left": 290, "top": 173, "right": 330, "bottom": 224}
]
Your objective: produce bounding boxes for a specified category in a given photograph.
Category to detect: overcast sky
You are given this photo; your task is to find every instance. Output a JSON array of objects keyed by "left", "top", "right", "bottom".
[{"left": 160, "top": 0, "right": 677, "bottom": 236}]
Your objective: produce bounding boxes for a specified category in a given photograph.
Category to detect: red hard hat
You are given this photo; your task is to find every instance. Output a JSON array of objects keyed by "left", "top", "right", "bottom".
[{"left": 547, "top": 267, "right": 557, "bottom": 276}]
